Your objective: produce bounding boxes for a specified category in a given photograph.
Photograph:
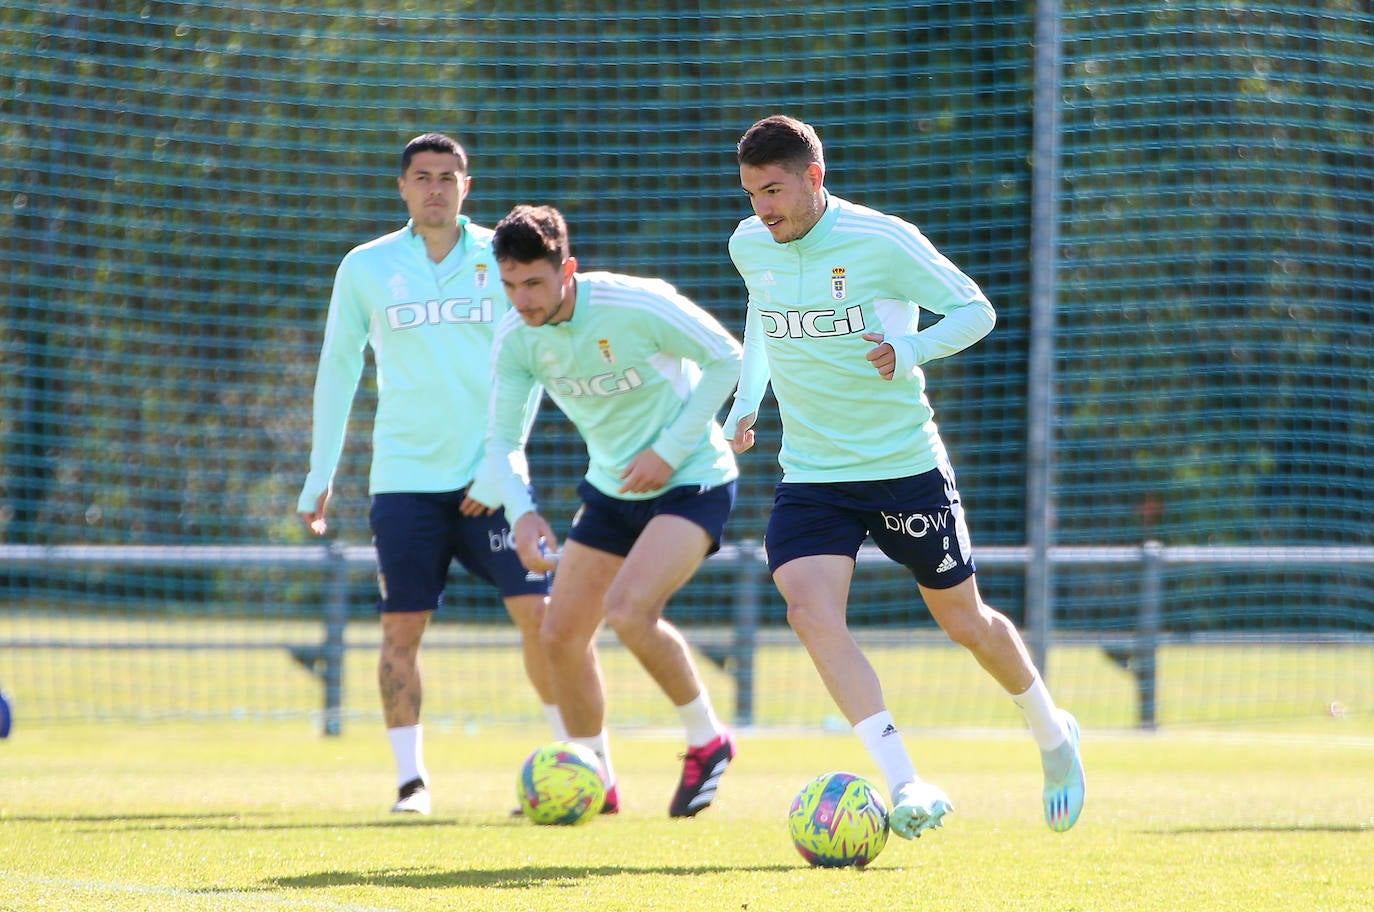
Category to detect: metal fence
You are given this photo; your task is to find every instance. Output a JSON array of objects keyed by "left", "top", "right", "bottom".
[{"left": 5, "top": 543, "right": 1369, "bottom": 733}]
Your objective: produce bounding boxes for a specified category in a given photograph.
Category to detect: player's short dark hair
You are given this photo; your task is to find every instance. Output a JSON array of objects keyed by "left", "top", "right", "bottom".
[
  {"left": 736, "top": 115, "right": 825, "bottom": 174},
  {"left": 492, "top": 205, "right": 569, "bottom": 268},
  {"left": 400, "top": 132, "right": 468, "bottom": 175}
]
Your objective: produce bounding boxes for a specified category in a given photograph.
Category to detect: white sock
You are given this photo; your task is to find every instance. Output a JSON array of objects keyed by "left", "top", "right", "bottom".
[
  {"left": 676, "top": 692, "right": 725, "bottom": 748},
  {"left": 387, "top": 724, "right": 428, "bottom": 787},
  {"left": 1009, "top": 675, "right": 1069, "bottom": 750},
  {"left": 544, "top": 704, "right": 568, "bottom": 741},
  {"left": 853, "top": 711, "right": 917, "bottom": 795},
  {"left": 570, "top": 731, "right": 616, "bottom": 788}
]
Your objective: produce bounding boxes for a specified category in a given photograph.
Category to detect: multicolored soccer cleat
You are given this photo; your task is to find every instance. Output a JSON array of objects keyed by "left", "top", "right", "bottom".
[
  {"left": 670, "top": 729, "right": 736, "bottom": 817},
  {"left": 1042, "top": 710, "right": 1085, "bottom": 832},
  {"left": 888, "top": 779, "right": 953, "bottom": 839}
]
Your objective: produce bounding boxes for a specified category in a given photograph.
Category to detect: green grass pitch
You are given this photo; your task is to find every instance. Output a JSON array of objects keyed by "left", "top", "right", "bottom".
[{"left": 1, "top": 721, "right": 1370, "bottom": 911}]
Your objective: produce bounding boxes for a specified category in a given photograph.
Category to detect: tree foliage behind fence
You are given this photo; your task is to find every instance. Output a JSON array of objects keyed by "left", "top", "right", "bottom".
[{"left": 2, "top": 2, "right": 1369, "bottom": 643}]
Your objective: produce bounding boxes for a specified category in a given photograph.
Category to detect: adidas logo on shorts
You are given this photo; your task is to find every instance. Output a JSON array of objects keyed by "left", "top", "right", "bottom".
[{"left": 935, "top": 553, "right": 958, "bottom": 574}]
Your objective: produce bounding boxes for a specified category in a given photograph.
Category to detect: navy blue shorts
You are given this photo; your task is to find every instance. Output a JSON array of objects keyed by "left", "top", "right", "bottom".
[
  {"left": 368, "top": 489, "right": 551, "bottom": 613},
  {"left": 764, "top": 464, "right": 977, "bottom": 589},
  {"left": 567, "top": 479, "right": 737, "bottom": 558}
]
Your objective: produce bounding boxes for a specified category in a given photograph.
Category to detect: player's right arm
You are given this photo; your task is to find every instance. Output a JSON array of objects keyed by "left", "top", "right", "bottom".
[
  {"left": 723, "top": 282, "right": 771, "bottom": 454},
  {"left": 470, "top": 317, "right": 543, "bottom": 524},
  {"left": 297, "top": 257, "right": 369, "bottom": 534},
  {"left": 473, "top": 326, "right": 553, "bottom": 573}
]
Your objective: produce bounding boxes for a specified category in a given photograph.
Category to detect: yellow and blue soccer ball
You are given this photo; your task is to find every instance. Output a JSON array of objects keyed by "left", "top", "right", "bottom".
[
  {"left": 517, "top": 741, "right": 606, "bottom": 825},
  {"left": 788, "top": 771, "right": 890, "bottom": 867}
]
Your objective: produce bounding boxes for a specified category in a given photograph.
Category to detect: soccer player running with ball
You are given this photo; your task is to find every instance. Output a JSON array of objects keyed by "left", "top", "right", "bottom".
[
  {"left": 724, "top": 115, "right": 1085, "bottom": 838},
  {"left": 474, "top": 204, "right": 741, "bottom": 818},
  {"left": 297, "top": 133, "right": 565, "bottom": 816}
]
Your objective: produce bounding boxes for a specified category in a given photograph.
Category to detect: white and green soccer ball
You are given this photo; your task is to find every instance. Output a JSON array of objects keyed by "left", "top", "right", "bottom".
[
  {"left": 788, "top": 771, "right": 890, "bottom": 867},
  {"left": 517, "top": 741, "right": 606, "bottom": 825}
]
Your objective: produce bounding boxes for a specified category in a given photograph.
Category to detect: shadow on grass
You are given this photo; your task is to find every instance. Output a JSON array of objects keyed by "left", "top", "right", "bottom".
[
  {"left": 2, "top": 812, "right": 251, "bottom": 824},
  {"left": 7, "top": 811, "right": 511, "bottom": 833},
  {"left": 269, "top": 863, "right": 806, "bottom": 890},
  {"left": 1151, "top": 823, "right": 1371, "bottom": 834}
]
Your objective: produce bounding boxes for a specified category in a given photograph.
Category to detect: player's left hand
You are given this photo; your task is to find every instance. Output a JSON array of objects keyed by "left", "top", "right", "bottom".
[
  {"left": 862, "top": 332, "right": 896, "bottom": 380},
  {"left": 618, "top": 448, "right": 672, "bottom": 494},
  {"left": 458, "top": 493, "right": 496, "bottom": 517}
]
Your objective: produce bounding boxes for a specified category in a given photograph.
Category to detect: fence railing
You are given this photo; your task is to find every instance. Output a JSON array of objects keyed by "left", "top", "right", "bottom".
[{"left": 3, "top": 542, "right": 1372, "bottom": 732}]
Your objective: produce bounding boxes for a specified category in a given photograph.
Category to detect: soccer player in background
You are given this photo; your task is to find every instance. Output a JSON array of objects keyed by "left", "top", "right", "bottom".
[
  {"left": 723, "top": 115, "right": 1086, "bottom": 838},
  {"left": 297, "top": 133, "right": 563, "bottom": 816},
  {"left": 473, "top": 204, "right": 741, "bottom": 817}
]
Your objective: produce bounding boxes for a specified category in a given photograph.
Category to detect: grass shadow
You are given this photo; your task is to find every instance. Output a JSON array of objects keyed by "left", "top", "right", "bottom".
[
  {"left": 5, "top": 811, "right": 514, "bottom": 834},
  {"left": 269, "top": 863, "right": 829, "bottom": 890},
  {"left": 2, "top": 811, "right": 250, "bottom": 824},
  {"left": 1150, "top": 823, "right": 1371, "bottom": 834}
]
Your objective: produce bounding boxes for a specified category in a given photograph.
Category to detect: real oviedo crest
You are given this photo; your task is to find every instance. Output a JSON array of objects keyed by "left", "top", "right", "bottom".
[{"left": 831, "top": 266, "right": 847, "bottom": 301}]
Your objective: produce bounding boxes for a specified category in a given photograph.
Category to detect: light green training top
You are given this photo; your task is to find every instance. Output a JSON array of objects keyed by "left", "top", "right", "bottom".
[
  {"left": 477, "top": 271, "right": 742, "bottom": 523},
  {"left": 298, "top": 217, "right": 535, "bottom": 511},
  {"left": 726, "top": 192, "right": 996, "bottom": 483}
]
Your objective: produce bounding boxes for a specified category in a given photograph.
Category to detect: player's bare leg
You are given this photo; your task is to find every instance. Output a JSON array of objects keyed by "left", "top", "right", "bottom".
[
  {"left": 601, "top": 515, "right": 712, "bottom": 707},
  {"left": 919, "top": 576, "right": 1037, "bottom": 693},
  {"left": 601, "top": 515, "right": 734, "bottom": 816},
  {"left": 772, "top": 554, "right": 880, "bottom": 722},
  {"left": 499, "top": 592, "right": 575, "bottom": 818},
  {"left": 542, "top": 541, "right": 618, "bottom": 738},
  {"left": 775, "top": 554, "right": 950, "bottom": 838},
  {"left": 921, "top": 576, "right": 1084, "bottom": 831},
  {"left": 503, "top": 593, "right": 559, "bottom": 710},
  {"left": 379, "top": 609, "right": 429, "bottom": 726},
  {"left": 541, "top": 541, "right": 620, "bottom": 810},
  {"left": 380, "top": 609, "right": 431, "bottom": 814}
]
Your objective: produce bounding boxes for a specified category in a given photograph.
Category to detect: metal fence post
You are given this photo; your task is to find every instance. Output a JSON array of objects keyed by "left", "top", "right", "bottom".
[
  {"left": 1137, "top": 540, "right": 1163, "bottom": 730},
  {"left": 731, "top": 541, "right": 762, "bottom": 728},
  {"left": 322, "top": 542, "right": 349, "bottom": 736},
  {"left": 1024, "top": 0, "right": 1063, "bottom": 678}
]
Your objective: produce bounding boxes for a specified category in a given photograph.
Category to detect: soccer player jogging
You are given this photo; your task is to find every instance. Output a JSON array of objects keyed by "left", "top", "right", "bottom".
[
  {"left": 475, "top": 204, "right": 741, "bottom": 817},
  {"left": 296, "top": 133, "right": 565, "bottom": 816},
  {"left": 723, "top": 115, "right": 1086, "bottom": 838}
]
